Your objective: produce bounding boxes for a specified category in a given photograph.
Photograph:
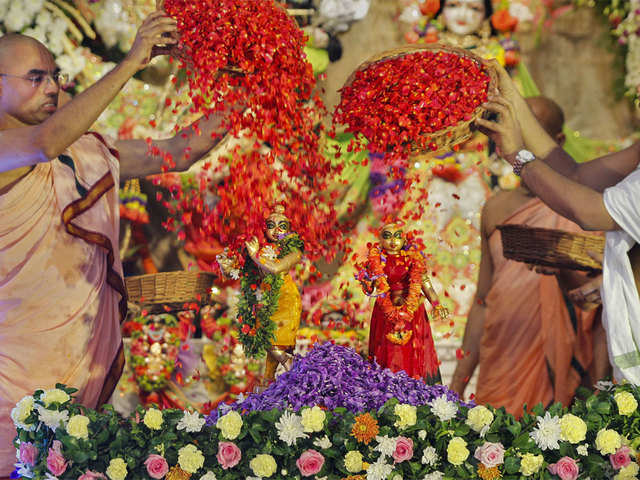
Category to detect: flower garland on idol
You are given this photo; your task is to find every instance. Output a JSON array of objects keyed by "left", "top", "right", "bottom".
[
  {"left": 357, "top": 242, "right": 426, "bottom": 345},
  {"left": 218, "top": 233, "right": 305, "bottom": 359}
]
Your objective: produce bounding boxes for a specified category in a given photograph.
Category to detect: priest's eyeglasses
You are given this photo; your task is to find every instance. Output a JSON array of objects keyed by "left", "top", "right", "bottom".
[{"left": 0, "top": 71, "right": 69, "bottom": 88}]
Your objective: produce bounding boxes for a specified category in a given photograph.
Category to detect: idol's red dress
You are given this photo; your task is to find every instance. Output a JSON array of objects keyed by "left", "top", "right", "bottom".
[{"left": 368, "top": 253, "right": 441, "bottom": 383}]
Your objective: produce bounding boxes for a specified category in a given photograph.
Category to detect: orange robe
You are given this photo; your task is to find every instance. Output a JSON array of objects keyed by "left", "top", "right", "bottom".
[
  {"left": 475, "top": 198, "right": 595, "bottom": 417},
  {"left": 0, "top": 133, "right": 126, "bottom": 475}
]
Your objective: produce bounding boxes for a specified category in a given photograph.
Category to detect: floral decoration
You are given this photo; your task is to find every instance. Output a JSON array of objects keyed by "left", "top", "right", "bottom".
[{"left": 11, "top": 344, "right": 640, "bottom": 480}]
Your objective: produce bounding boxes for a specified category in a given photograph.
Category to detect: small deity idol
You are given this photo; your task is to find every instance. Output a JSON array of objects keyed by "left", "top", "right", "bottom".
[
  {"left": 357, "top": 222, "right": 447, "bottom": 383},
  {"left": 218, "top": 205, "right": 304, "bottom": 388}
]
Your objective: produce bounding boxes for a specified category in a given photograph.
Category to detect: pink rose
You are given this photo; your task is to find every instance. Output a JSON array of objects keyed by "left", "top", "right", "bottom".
[
  {"left": 19, "top": 442, "right": 38, "bottom": 466},
  {"left": 392, "top": 437, "right": 414, "bottom": 464},
  {"left": 144, "top": 454, "right": 169, "bottom": 479},
  {"left": 548, "top": 456, "right": 580, "bottom": 480},
  {"left": 46, "top": 441, "right": 67, "bottom": 476},
  {"left": 217, "top": 441, "right": 242, "bottom": 470},
  {"left": 610, "top": 446, "right": 632, "bottom": 470},
  {"left": 78, "top": 470, "right": 107, "bottom": 480},
  {"left": 296, "top": 449, "right": 325, "bottom": 477},
  {"left": 474, "top": 442, "right": 505, "bottom": 468}
]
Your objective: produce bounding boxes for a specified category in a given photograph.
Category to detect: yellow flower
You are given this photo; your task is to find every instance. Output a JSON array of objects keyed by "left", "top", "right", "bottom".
[
  {"left": 344, "top": 450, "right": 364, "bottom": 473},
  {"left": 394, "top": 404, "right": 417, "bottom": 429},
  {"left": 466, "top": 405, "right": 494, "bottom": 433},
  {"left": 559, "top": 414, "right": 587, "bottom": 444},
  {"left": 106, "top": 458, "right": 128, "bottom": 480},
  {"left": 447, "top": 437, "right": 469, "bottom": 466},
  {"left": 41, "top": 388, "right": 70, "bottom": 407},
  {"left": 596, "top": 428, "right": 622, "bottom": 455},
  {"left": 216, "top": 410, "right": 243, "bottom": 440},
  {"left": 10, "top": 396, "right": 34, "bottom": 429},
  {"left": 301, "top": 406, "right": 326, "bottom": 433},
  {"left": 519, "top": 454, "right": 543, "bottom": 476},
  {"left": 178, "top": 444, "right": 205, "bottom": 474},
  {"left": 143, "top": 408, "right": 164, "bottom": 430},
  {"left": 615, "top": 462, "right": 640, "bottom": 480},
  {"left": 615, "top": 391, "right": 638, "bottom": 416},
  {"left": 67, "top": 414, "right": 90, "bottom": 440},
  {"left": 250, "top": 454, "right": 277, "bottom": 478}
]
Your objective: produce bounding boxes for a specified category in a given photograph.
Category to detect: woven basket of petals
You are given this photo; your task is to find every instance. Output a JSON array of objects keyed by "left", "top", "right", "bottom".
[
  {"left": 334, "top": 43, "right": 497, "bottom": 156},
  {"left": 497, "top": 224, "right": 604, "bottom": 273},
  {"left": 125, "top": 271, "right": 216, "bottom": 305}
]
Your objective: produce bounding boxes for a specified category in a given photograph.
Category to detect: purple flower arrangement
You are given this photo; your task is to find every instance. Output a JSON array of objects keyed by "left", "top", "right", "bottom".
[{"left": 208, "top": 342, "right": 468, "bottom": 423}]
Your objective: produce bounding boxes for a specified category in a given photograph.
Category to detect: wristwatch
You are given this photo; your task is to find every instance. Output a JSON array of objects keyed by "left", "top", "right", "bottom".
[{"left": 512, "top": 149, "right": 536, "bottom": 176}]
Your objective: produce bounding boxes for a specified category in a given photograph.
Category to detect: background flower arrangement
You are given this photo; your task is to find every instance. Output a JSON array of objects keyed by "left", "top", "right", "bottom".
[{"left": 12, "top": 344, "right": 640, "bottom": 480}]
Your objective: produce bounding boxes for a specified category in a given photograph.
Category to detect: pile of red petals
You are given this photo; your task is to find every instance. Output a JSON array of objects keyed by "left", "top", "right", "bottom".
[
  {"left": 160, "top": 0, "right": 346, "bottom": 267},
  {"left": 334, "top": 50, "right": 491, "bottom": 157}
]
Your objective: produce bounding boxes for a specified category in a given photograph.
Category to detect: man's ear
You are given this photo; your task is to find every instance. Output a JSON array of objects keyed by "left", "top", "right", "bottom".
[{"left": 555, "top": 132, "right": 566, "bottom": 146}]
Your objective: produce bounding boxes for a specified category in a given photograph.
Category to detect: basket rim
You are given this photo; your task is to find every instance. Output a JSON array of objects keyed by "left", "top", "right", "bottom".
[
  {"left": 496, "top": 223, "right": 605, "bottom": 243},
  {"left": 124, "top": 270, "right": 217, "bottom": 281}
]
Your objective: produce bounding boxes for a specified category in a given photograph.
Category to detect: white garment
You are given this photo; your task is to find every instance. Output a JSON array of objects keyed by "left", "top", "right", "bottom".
[{"left": 602, "top": 166, "right": 640, "bottom": 384}]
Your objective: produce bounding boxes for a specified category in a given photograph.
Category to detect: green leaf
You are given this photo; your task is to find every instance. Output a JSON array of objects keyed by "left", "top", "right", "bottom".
[{"left": 505, "top": 455, "right": 521, "bottom": 474}]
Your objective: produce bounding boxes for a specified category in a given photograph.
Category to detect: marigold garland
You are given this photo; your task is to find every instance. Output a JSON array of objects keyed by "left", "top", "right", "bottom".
[
  {"left": 365, "top": 244, "right": 426, "bottom": 345},
  {"left": 351, "top": 412, "right": 380, "bottom": 444},
  {"left": 477, "top": 464, "right": 503, "bottom": 480},
  {"left": 236, "top": 233, "right": 305, "bottom": 358}
]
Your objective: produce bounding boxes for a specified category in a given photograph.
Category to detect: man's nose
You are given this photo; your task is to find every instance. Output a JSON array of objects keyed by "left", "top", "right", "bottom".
[{"left": 42, "top": 76, "right": 60, "bottom": 94}]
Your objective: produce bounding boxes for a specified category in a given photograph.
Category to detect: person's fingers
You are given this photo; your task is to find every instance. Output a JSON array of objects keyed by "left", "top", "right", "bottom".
[
  {"left": 482, "top": 101, "right": 509, "bottom": 118},
  {"left": 474, "top": 118, "right": 502, "bottom": 133}
]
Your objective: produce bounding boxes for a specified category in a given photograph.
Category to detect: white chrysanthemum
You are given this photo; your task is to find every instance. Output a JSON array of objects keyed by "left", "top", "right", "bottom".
[
  {"left": 429, "top": 394, "right": 458, "bottom": 422},
  {"left": 10, "top": 396, "right": 35, "bottom": 431},
  {"left": 229, "top": 269, "right": 241, "bottom": 280},
  {"left": 508, "top": 2, "right": 534, "bottom": 23},
  {"left": 313, "top": 435, "right": 332, "bottom": 449},
  {"left": 35, "top": 404, "right": 69, "bottom": 431},
  {"left": 44, "top": 474, "right": 59, "bottom": 480},
  {"left": 421, "top": 446, "right": 438, "bottom": 466},
  {"left": 275, "top": 411, "right": 308, "bottom": 446},
  {"left": 418, "top": 430, "right": 427, "bottom": 440},
  {"left": 14, "top": 462, "right": 33, "bottom": 479},
  {"left": 199, "top": 472, "right": 217, "bottom": 480},
  {"left": 423, "top": 472, "right": 444, "bottom": 480},
  {"left": 4, "top": 3, "right": 35, "bottom": 32},
  {"left": 374, "top": 435, "right": 397, "bottom": 458},
  {"left": 577, "top": 444, "right": 588, "bottom": 456},
  {"left": 530, "top": 412, "right": 562, "bottom": 451},
  {"left": 366, "top": 458, "right": 394, "bottom": 480},
  {"left": 177, "top": 410, "right": 206, "bottom": 433}
]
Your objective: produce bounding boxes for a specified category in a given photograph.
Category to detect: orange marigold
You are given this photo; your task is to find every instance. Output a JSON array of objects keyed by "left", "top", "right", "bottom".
[
  {"left": 351, "top": 412, "right": 379, "bottom": 444},
  {"left": 342, "top": 476, "right": 366, "bottom": 480},
  {"left": 478, "top": 464, "right": 502, "bottom": 480},
  {"left": 166, "top": 466, "right": 191, "bottom": 480}
]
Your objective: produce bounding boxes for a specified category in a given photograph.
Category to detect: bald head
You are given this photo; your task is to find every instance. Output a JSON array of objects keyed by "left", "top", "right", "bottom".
[
  {"left": 0, "top": 34, "right": 51, "bottom": 71},
  {"left": 525, "top": 96, "right": 565, "bottom": 141}
]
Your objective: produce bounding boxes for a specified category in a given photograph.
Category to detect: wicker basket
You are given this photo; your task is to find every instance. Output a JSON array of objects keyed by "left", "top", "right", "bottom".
[
  {"left": 125, "top": 271, "right": 217, "bottom": 305},
  {"left": 497, "top": 224, "right": 604, "bottom": 272},
  {"left": 340, "top": 43, "right": 497, "bottom": 155}
]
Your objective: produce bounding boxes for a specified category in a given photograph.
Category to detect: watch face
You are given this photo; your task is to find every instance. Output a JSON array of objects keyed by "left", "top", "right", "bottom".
[{"left": 517, "top": 150, "right": 535, "bottom": 162}]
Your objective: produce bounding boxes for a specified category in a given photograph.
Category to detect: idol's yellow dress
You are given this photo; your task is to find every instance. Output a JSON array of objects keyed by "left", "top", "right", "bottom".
[{"left": 270, "top": 273, "right": 302, "bottom": 347}]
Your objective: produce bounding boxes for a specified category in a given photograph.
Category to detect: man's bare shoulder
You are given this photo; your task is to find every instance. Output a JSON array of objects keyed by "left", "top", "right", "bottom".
[{"left": 482, "top": 189, "right": 531, "bottom": 236}]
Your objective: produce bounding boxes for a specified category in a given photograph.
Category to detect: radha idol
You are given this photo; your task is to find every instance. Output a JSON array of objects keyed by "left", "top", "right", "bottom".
[{"left": 357, "top": 222, "right": 448, "bottom": 384}]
